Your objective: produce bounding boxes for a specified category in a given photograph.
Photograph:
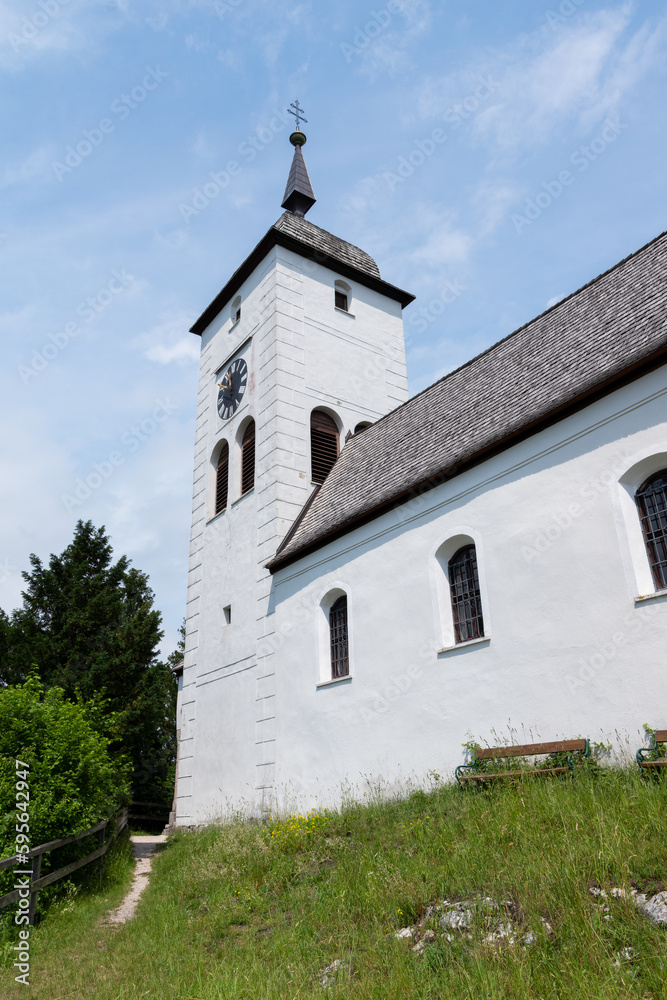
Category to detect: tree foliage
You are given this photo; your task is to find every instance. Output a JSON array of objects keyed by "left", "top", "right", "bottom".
[
  {"left": 0, "top": 676, "right": 130, "bottom": 899},
  {"left": 0, "top": 521, "right": 177, "bottom": 804},
  {"left": 2, "top": 521, "right": 161, "bottom": 703}
]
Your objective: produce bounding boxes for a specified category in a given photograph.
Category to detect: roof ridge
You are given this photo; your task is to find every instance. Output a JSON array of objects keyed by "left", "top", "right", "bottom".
[
  {"left": 269, "top": 227, "right": 667, "bottom": 571},
  {"left": 347, "top": 228, "right": 667, "bottom": 439}
]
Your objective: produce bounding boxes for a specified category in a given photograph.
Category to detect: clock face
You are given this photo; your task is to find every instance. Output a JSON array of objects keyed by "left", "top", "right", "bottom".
[{"left": 217, "top": 358, "right": 248, "bottom": 420}]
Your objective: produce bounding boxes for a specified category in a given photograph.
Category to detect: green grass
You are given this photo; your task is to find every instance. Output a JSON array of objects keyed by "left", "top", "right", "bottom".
[{"left": 1, "top": 769, "right": 666, "bottom": 999}]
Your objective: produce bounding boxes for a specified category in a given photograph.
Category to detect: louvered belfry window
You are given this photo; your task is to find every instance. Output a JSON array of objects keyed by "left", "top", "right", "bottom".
[
  {"left": 311, "top": 410, "right": 339, "bottom": 484},
  {"left": 448, "top": 545, "right": 485, "bottom": 644},
  {"left": 215, "top": 442, "right": 229, "bottom": 515},
  {"left": 329, "top": 596, "right": 349, "bottom": 678},
  {"left": 240, "top": 420, "right": 255, "bottom": 495},
  {"left": 636, "top": 469, "right": 667, "bottom": 590}
]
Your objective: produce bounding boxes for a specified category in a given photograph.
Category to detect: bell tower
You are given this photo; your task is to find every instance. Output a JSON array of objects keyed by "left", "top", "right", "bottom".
[{"left": 176, "top": 112, "right": 415, "bottom": 823}]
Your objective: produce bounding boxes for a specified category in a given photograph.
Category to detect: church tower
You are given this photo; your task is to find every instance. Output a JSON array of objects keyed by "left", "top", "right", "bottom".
[{"left": 176, "top": 115, "right": 414, "bottom": 823}]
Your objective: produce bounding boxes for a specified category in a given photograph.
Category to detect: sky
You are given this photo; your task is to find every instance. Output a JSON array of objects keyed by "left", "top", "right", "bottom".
[{"left": 1, "top": 0, "right": 666, "bottom": 657}]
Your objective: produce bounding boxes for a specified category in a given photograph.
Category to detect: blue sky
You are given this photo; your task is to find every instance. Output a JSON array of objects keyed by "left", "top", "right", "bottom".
[{"left": 1, "top": 0, "right": 665, "bottom": 656}]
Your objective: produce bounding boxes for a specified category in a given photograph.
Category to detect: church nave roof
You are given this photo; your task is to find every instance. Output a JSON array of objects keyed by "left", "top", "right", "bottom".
[{"left": 269, "top": 229, "right": 667, "bottom": 572}]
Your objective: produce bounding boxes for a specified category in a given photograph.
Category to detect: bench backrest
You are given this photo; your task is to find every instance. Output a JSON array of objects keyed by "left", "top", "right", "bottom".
[
  {"left": 655, "top": 730, "right": 667, "bottom": 744},
  {"left": 474, "top": 739, "right": 587, "bottom": 761}
]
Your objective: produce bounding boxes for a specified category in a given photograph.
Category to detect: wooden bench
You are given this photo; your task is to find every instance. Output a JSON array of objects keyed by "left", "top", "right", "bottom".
[
  {"left": 636, "top": 729, "right": 667, "bottom": 772},
  {"left": 455, "top": 739, "right": 590, "bottom": 786}
]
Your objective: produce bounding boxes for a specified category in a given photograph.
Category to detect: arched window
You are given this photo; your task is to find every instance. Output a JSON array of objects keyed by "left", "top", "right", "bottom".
[
  {"left": 215, "top": 441, "right": 229, "bottom": 515},
  {"left": 231, "top": 295, "right": 241, "bottom": 325},
  {"left": 334, "top": 280, "right": 350, "bottom": 313},
  {"left": 635, "top": 469, "right": 667, "bottom": 590},
  {"left": 240, "top": 420, "right": 255, "bottom": 495},
  {"left": 448, "top": 545, "right": 484, "bottom": 643},
  {"left": 354, "top": 421, "right": 372, "bottom": 434},
  {"left": 311, "top": 410, "right": 339, "bottom": 483},
  {"left": 329, "top": 596, "right": 349, "bottom": 678}
]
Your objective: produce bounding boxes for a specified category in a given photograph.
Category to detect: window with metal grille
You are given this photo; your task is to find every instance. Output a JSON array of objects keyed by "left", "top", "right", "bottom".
[
  {"left": 240, "top": 420, "right": 255, "bottom": 495},
  {"left": 232, "top": 295, "right": 241, "bottom": 325},
  {"left": 329, "top": 595, "right": 349, "bottom": 678},
  {"left": 215, "top": 442, "right": 229, "bottom": 514},
  {"left": 448, "top": 545, "right": 484, "bottom": 643},
  {"left": 335, "top": 290, "right": 348, "bottom": 311},
  {"left": 635, "top": 469, "right": 667, "bottom": 590},
  {"left": 310, "top": 410, "right": 339, "bottom": 483}
]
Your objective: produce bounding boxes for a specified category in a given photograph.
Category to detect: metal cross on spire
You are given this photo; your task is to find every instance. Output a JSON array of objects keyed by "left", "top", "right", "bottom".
[
  {"left": 288, "top": 100, "right": 308, "bottom": 131},
  {"left": 282, "top": 99, "right": 316, "bottom": 216}
]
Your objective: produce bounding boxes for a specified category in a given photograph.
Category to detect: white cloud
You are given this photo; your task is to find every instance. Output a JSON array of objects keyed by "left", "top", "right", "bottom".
[
  {"left": 0, "top": 0, "right": 109, "bottom": 69},
  {"left": 339, "top": 174, "right": 389, "bottom": 217},
  {"left": 145, "top": 10, "right": 169, "bottom": 30},
  {"left": 411, "top": 219, "right": 473, "bottom": 268},
  {"left": 417, "top": 6, "right": 666, "bottom": 151},
  {"left": 217, "top": 47, "right": 243, "bottom": 70},
  {"left": 186, "top": 33, "right": 212, "bottom": 53},
  {"left": 347, "top": 0, "right": 433, "bottom": 81},
  {"left": 132, "top": 316, "right": 200, "bottom": 366},
  {"left": 470, "top": 180, "right": 520, "bottom": 237},
  {"left": 192, "top": 130, "right": 218, "bottom": 159},
  {"left": 546, "top": 294, "right": 565, "bottom": 309},
  {"left": 1, "top": 145, "right": 54, "bottom": 188},
  {"left": 285, "top": 3, "right": 312, "bottom": 26}
]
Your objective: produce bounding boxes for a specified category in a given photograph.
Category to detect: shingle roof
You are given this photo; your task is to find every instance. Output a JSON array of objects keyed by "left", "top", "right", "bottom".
[
  {"left": 273, "top": 212, "right": 381, "bottom": 279},
  {"left": 269, "top": 230, "right": 667, "bottom": 572},
  {"left": 190, "top": 212, "right": 412, "bottom": 335}
]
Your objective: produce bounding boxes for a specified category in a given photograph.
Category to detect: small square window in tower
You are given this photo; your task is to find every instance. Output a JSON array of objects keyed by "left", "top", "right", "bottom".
[
  {"left": 311, "top": 410, "right": 339, "bottom": 484},
  {"left": 334, "top": 280, "right": 350, "bottom": 312}
]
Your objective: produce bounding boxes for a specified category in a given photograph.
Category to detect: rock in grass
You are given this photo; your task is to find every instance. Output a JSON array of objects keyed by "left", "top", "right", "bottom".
[
  {"left": 638, "top": 891, "right": 667, "bottom": 927},
  {"left": 614, "top": 946, "right": 638, "bottom": 967},
  {"left": 439, "top": 905, "right": 474, "bottom": 930},
  {"left": 317, "top": 959, "right": 350, "bottom": 989},
  {"left": 589, "top": 884, "right": 667, "bottom": 929}
]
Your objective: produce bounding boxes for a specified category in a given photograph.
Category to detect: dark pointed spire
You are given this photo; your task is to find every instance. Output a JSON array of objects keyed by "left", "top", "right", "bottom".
[{"left": 281, "top": 103, "right": 316, "bottom": 217}]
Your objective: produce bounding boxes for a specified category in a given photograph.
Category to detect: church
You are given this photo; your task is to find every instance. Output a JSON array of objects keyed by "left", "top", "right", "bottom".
[{"left": 173, "top": 121, "right": 667, "bottom": 825}]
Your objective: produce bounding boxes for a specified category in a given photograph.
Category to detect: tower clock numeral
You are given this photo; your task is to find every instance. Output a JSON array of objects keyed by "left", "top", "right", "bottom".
[{"left": 217, "top": 357, "right": 249, "bottom": 420}]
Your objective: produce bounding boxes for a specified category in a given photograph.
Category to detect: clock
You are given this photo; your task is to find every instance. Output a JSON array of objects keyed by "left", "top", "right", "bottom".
[{"left": 217, "top": 358, "right": 248, "bottom": 420}]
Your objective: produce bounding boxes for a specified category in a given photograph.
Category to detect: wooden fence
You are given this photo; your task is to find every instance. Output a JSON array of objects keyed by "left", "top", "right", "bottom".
[{"left": 0, "top": 806, "right": 128, "bottom": 924}]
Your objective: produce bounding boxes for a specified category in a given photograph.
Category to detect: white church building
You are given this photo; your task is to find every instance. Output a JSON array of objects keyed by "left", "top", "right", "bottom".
[{"left": 174, "top": 125, "right": 667, "bottom": 824}]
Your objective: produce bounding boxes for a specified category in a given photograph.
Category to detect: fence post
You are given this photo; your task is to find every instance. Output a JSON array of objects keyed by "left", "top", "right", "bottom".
[
  {"left": 97, "top": 824, "right": 106, "bottom": 882},
  {"left": 28, "top": 852, "right": 41, "bottom": 925}
]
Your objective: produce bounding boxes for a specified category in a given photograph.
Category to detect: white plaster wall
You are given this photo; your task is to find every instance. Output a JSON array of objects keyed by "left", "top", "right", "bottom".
[
  {"left": 178, "top": 239, "right": 410, "bottom": 823},
  {"left": 176, "top": 253, "right": 270, "bottom": 823},
  {"left": 269, "top": 367, "right": 667, "bottom": 813}
]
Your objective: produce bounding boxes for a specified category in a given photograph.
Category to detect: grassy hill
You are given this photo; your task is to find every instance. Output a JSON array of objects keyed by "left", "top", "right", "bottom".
[{"left": 1, "top": 767, "right": 666, "bottom": 999}]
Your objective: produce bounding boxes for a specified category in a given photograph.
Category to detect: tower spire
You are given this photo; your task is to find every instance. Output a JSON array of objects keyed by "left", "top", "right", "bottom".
[{"left": 281, "top": 101, "right": 316, "bottom": 217}]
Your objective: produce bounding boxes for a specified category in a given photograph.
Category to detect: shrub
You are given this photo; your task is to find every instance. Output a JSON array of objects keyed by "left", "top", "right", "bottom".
[{"left": 0, "top": 676, "right": 130, "bottom": 907}]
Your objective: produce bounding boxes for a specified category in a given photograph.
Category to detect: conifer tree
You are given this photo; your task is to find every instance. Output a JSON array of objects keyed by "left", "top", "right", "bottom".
[{"left": 1, "top": 521, "right": 176, "bottom": 803}]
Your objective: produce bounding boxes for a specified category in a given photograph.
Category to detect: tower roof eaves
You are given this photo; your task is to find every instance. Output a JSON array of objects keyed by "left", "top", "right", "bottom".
[{"left": 189, "top": 213, "right": 415, "bottom": 335}]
